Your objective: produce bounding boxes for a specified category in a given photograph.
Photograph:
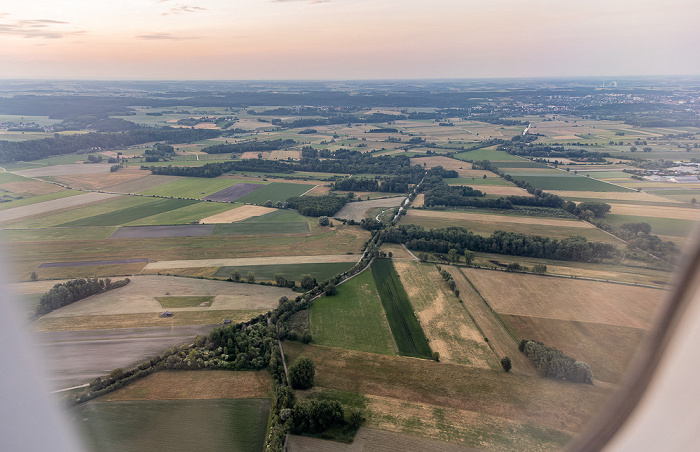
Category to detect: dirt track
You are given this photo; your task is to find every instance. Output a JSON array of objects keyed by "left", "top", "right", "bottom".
[{"left": 143, "top": 254, "right": 360, "bottom": 270}]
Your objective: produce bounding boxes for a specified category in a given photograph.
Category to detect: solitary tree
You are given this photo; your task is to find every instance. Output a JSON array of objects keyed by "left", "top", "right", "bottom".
[
  {"left": 246, "top": 272, "right": 256, "bottom": 283},
  {"left": 501, "top": 356, "right": 512, "bottom": 372},
  {"left": 448, "top": 248, "right": 459, "bottom": 263},
  {"left": 300, "top": 274, "right": 316, "bottom": 290},
  {"left": 318, "top": 216, "right": 330, "bottom": 226},
  {"left": 30, "top": 272, "right": 38, "bottom": 281},
  {"left": 464, "top": 250, "right": 475, "bottom": 266},
  {"left": 289, "top": 356, "right": 315, "bottom": 389},
  {"left": 231, "top": 270, "right": 241, "bottom": 282}
]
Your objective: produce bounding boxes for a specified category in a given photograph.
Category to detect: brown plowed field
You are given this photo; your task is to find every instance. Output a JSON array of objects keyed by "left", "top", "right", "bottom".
[
  {"left": 102, "top": 174, "right": 181, "bottom": 193},
  {"left": 0, "top": 180, "right": 63, "bottom": 196},
  {"left": 450, "top": 268, "right": 534, "bottom": 374},
  {"left": 461, "top": 268, "right": 665, "bottom": 329}
]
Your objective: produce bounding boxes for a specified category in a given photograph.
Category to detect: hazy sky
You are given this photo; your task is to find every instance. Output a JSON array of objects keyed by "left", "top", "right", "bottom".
[{"left": 1, "top": 0, "right": 698, "bottom": 80}]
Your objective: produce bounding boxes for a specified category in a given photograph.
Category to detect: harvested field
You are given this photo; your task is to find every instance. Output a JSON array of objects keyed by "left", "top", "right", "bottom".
[
  {"left": 47, "top": 168, "right": 147, "bottom": 190},
  {"left": 0, "top": 192, "right": 120, "bottom": 223},
  {"left": 33, "top": 325, "right": 214, "bottom": 389},
  {"left": 39, "top": 258, "right": 149, "bottom": 268},
  {"left": 200, "top": 205, "right": 273, "bottom": 223},
  {"left": 0, "top": 189, "right": 78, "bottom": 212},
  {"left": 310, "top": 268, "right": 397, "bottom": 355},
  {"left": 15, "top": 163, "right": 114, "bottom": 177},
  {"left": 393, "top": 261, "right": 498, "bottom": 369},
  {"left": 41, "top": 275, "right": 293, "bottom": 318},
  {"left": 102, "top": 371, "right": 272, "bottom": 401},
  {"left": 380, "top": 243, "right": 415, "bottom": 260},
  {"left": 0, "top": 180, "right": 63, "bottom": 196},
  {"left": 406, "top": 209, "right": 592, "bottom": 228},
  {"left": 268, "top": 149, "right": 301, "bottom": 160},
  {"left": 235, "top": 182, "right": 314, "bottom": 204},
  {"left": 501, "top": 315, "right": 646, "bottom": 384},
  {"left": 410, "top": 156, "right": 487, "bottom": 178},
  {"left": 335, "top": 197, "right": 405, "bottom": 222},
  {"left": 449, "top": 268, "right": 534, "bottom": 374},
  {"left": 365, "top": 396, "right": 571, "bottom": 451},
  {"left": 144, "top": 254, "right": 359, "bottom": 270},
  {"left": 304, "top": 185, "right": 330, "bottom": 196},
  {"left": 461, "top": 268, "right": 666, "bottom": 329},
  {"left": 547, "top": 190, "right": 671, "bottom": 202},
  {"left": 608, "top": 203, "right": 700, "bottom": 220},
  {"left": 101, "top": 174, "right": 181, "bottom": 194},
  {"left": 413, "top": 193, "right": 425, "bottom": 207},
  {"left": 109, "top": 225, "right": 214, "bottom": 239},
  {"left": 33, "top": 310, "right": 266, "bottom": 332},
  {"left": 371, "top": 259, "right": 432, "bottom": 359},
  {"left": 201, "top": 183, "right": 264, "bottom": 201},
  {"left": 474, "top": 185, "right": 532, "bottom": 196},
  {"left": 284, "top": 342, "right": 611, "bottom": 434}
]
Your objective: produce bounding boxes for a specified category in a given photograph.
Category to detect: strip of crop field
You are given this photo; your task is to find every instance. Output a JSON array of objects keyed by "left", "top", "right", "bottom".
[
  {"left": 371, "top": 259, "right": 432, "bottom": 359},
  {"left": 58, "top": 198, "right": 198, "bottom": 227}
]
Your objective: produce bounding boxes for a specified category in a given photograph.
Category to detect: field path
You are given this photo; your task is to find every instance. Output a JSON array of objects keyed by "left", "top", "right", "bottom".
[{"left": 450, "top": 267, "right": 535, "bottom": 375}]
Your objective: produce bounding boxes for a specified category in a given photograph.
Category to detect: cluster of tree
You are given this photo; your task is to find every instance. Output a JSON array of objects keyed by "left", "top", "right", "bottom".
[
  {"left": 567, "top": 201, "right": 611, "bottom": 220},
  {"left": 423, "top": 185, "right": 488, "bottom": 207},
  {"left": 248, "top": 106, "right": 361, "bottom": 116},
  {"left": 84, "top": 154, "right": 103, "bottom": 163},
  {"left": 519, "top": 340, "right": 593, "bottom": 384},
  {"left": 614, "top": 222, "right": 678, "bottom": 262},
  {"left": 298, "top": 129, "right": 317, "bottom": 134},
  {"left": 285, "top": 195, "right": 347, "bottom": 217},
  {"left": 497, "top": 142, "right": 611, "bottom": 161},
  {"left": 367, "top": 127, "right": 398, "bottom": 133},
  {"left": 331, "top": 176, "right": 409, "bottom": 193},
  {"left": 144, "top": 143, "right": 176, "bottom": 162},
  {"left": 53, "top": 115, "right": 141, "bottom": 133},
  {"left": 437, "top": 266, "right": 458, "bottom": 294},
  {"left": 0, "top": 128, "right": 220, "bottom": 163},
  {"left": 36, "top": 277, "right": 130, "bottom": 316},
  {"left": 201, "top": 138, "right": 297, "bottom": 155},
  {"left": 380, "top": 225, "right": 617, "bottom": 263}
]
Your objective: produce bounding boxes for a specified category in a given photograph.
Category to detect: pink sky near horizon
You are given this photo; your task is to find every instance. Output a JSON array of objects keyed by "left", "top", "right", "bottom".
[{"left": 1, "top": 0, "right": 699, "bottom": 80}]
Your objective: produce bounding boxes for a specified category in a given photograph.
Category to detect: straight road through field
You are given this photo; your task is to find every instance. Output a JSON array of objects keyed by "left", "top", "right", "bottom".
[
  {"left": 450, "top": 267, "right": 535, "bottom": 375},
  {"left": 33, "top": 325, "right": 215, "bottom": 390}
]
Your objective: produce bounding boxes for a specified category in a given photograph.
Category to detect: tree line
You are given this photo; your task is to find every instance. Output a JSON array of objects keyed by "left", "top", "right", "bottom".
[
  {"left": 0, "top": 128, "right": 221, "bottom": 163},
  {"left": 331, "top": 176, "right": 409, "bottom": 193},
  {"left": 380, "top": 225, "right": 617, "bottom": 262},
  {"left": 36, "top": 277, "right": 130, "bottom": 316},
  {"left": 201, "top": 138, "right": 297, "bottom": 155}
]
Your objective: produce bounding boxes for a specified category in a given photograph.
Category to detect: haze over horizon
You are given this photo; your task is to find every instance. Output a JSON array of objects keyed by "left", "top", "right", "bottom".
[{"left": 1, "top": 0, "right": 699, "bottom": 80}]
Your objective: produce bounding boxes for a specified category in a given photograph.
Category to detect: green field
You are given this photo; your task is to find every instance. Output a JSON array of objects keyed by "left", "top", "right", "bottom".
[
  {"left": 126, "top": 202, "right": 236, "bottom": 226},
  {"left": 605, "top": 214, "right": 696, "bottom": 237},
  {"left": 1, "top": 226, "right": 118, "bottom": 242},
  {"left": 447, "top": 177, "right": 511, "bottom": 186},
  {"left": 0, "top": 172, "right": 33, "bottom": 183},
  {"left": 491, "top": 161, "right": 550, "bottom": 168},
  {"left": 505, "top": 174, "right": 630, "bottom": 192},
  {"left": 454, "top": 148, "right": 525, "bottom": 162},
  {"left": 235, "top": 182, "right": 315, "bottom": 204},
  {"left": 71, "top": 399, "right": 270, "bottom": 452},
  {"left": 214, "top": 262, "right": 354, "bottom": 282},
  {"left": 370, "top": 259, "right": 432, "bottom": 359},
  {"left": 309, "top": 268, "right": 397, "bottom": 355},
  {"left": 211, "top": 209, "right": 310, "bottom": 235},
  {"left": 155, "top": 296, "right": 214, "bottom": 308},
  {"left": 1, "top": 153, "right": 89, "bottom": 170},
  {"left": 58, "top": 198, "right": 198, "bottom": 227},
  {"left": 139, "top": 177, "right": 259, "bottom": 198},
  {"left": 0, "top": 189, "right": 79, "bottom": 211}
]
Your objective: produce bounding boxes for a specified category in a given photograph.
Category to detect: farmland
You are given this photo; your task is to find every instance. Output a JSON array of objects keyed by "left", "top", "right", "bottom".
[
  {"left": 72, "top": 399, "right": 270, "bottom": 452},
  {"left": 3, "top": 79, "right": 699, "bottom": 451},
  {"left": 309, "top": 268, "right": 397, "bottom": 355},
  {"left": 392, "top": 261, "right": 498, "bottom": 369},
  {"left": 370, "top": 259, "right": 432, "bottom": 359}
]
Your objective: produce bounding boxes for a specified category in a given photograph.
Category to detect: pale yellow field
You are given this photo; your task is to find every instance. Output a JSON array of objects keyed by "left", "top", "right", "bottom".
[
  {"left": 0, "top": 180, "right": 63, "bottom": 196},
  {"left": 547, "top": 190, "right": 677, "bottom": 202},
  {"left": 406, "top": 209, "right": 593, "bottom": 228},
  {"left": 462, "top": 268, "right": 666, "bottom": 329},
  {"left": 103, "top": 371, "right": 272, "bottom": 401},
  {"left": 413, "top": 193, "right": 425, "bottom": 207},
  {"left": 268, "top": 150, "right": 301, "bottom": 160},
  {"left": 199, "top": 205, "right": 272, "bottom": 224},
  {"left": 464, "top": 185, "right": 532, "bottom": 197},
  {"left": 410, "top": 156, "right": 485, "bottom": 178},
  {"left": 394, "top": 261, "right": 498, "bottom": 369},
  {"left": 608, "top": 203, "right": 700, "bottom": 220},
  {"left": 240, "top": 151, "right": 269, "bottom": 159},
  {"left": 144, "top": 254, "right": 361, "bottom": 270}
]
